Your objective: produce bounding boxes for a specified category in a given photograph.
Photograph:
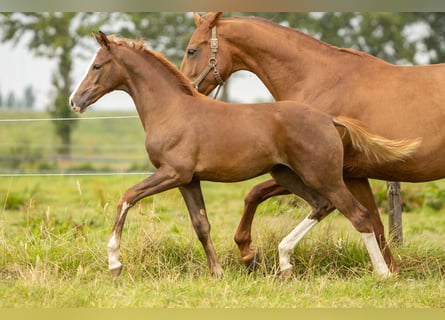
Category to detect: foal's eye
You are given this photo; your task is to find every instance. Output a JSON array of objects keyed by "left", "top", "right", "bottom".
[
  {"left": 93, "top": 64, "right": 102, "bottom": 70},
  {"left": 187, "top": 48, "right": 198, "bottom": 57}
]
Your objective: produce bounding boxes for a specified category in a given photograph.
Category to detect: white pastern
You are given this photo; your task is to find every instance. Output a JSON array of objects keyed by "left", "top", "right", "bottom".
[
  {"left": 107, "top": 233, "right": 122, "bottom": 271},
  {"left": 106, "top": 201, "right": 131, "bottom": 271},
  {"left": 278, "top": 217, "right": 318, "bottom": 272},
  {"left": 360, "top": 232, "right": 392, "bottom": 278}
]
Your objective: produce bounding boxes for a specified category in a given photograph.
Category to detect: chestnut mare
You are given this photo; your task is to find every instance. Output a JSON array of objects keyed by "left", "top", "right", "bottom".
[
  {"left": 69, "top": 32, "right": 419, "bottom": 278},
  {"left": 180, "top": 12, "right": 445, "bottom": 274}
]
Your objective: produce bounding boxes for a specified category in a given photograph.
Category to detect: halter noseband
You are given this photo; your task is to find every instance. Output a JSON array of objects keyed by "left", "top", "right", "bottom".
[{"left": 192, "top": 26, "right": 225, "bottom": 99}]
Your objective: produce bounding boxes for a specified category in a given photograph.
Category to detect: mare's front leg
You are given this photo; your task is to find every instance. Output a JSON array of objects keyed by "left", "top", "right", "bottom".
[
  {"left": 179, "top": 181, "right": 223, "bottom": 277},
  {"left": 107, "top": 166, "right": 186, "bottom": 279}
]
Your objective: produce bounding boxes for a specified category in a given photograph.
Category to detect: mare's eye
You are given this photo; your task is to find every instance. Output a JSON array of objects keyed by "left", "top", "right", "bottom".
[
  {"left": 187, "top": 48, "right": 198, "bottom": 57},
  {"left": 93, "top": 64, "right": 102, "bottom": 70}
]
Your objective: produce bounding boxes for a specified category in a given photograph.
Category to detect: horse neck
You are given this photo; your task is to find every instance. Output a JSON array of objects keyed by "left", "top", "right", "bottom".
[
  {"left": 116, "top": 47, "right": 193, "bottom": 130},
  {"left": 222, "top": 18, "right": 363, "bottom": 102}
]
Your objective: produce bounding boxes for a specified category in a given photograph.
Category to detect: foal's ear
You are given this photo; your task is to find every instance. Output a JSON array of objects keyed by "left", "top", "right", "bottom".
[
  {"left": 194, "top": 12, "right": 223, "bottom": 28},
  {"left": 193, "top": 12, "right": 202, "bottom": 26},
  {"left": 94, "top": 31, "right": 111, "bottom": 50}
]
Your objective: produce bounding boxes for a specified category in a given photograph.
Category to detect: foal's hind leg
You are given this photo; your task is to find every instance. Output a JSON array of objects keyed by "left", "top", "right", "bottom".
[{"left": 345, "top": 178, "right": 399, "bottom": 274}]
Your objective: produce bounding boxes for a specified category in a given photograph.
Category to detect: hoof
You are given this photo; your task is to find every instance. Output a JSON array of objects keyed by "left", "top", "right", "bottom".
[
  {"left": 378, "top": 270, "right": 393, "bottom": 279},
  {"left": 110, "top": 266, "right": 123, "bottom": 279},
  {"left": 389, "top": 262, "right": 400, "bottom": 275},
  {"left": 242, "top": 250, "right": 260, "bottom": 273},
  {"left": 280, "top": 266, "right": 293, "bottom": 279},
  {"left": 210, "top": 265, "right": 224, "bottom": 278},
  {"left": 245, "top": 252, "right": 260, "bottom": 273}
]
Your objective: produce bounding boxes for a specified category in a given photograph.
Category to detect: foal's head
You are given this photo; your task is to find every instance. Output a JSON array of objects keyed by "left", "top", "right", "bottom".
[
  {"left": 180, "top": 12, "right": 233, "bottom": 95},
  {"left": 69, "top": 31, "right": 126, "bottom": 113}
]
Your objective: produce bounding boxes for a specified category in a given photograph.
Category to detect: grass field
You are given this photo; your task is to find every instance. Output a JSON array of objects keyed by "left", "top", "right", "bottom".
[{"left": 0, "top": 111, "right": 444, "bottom": 307}]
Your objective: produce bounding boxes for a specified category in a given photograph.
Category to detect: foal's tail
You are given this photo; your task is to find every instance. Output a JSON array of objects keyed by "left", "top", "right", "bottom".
[{"left": 333, "top": 116, "right": 421, "bottom": 163}]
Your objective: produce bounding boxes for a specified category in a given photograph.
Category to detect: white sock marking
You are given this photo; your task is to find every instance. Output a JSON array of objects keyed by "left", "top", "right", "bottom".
[
  {"left": 107, "top": 233, "right": 122, "bottom": 270},
  {"left": 278, "top": 217, "right": 318, "bottom": 272},
  {"left": 106, "top": 202, "right": 131, "bottom": 271},
  {"left": 360, "top": 232, "right": 392, "bottom": 278}
]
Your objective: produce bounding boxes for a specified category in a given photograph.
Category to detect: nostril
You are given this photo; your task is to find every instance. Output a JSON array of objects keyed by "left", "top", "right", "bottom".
[{"left": 70, "top": 99, "right": 74, "bottom": 107}]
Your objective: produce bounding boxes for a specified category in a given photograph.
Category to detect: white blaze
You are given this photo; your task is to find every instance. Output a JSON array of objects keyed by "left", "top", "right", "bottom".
[{"left": 69, "top": 52, "right": 98, "bottom": 104}]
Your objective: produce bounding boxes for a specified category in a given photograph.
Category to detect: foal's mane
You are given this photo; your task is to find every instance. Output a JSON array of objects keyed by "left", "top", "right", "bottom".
[{"left": 108, "top": 35, "right": 197, "bottom": 96}]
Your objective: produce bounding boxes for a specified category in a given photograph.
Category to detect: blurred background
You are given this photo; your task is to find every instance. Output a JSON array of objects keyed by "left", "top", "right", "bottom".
[{"left": 1, "top": 12, "right": 445, "bottom": 174}]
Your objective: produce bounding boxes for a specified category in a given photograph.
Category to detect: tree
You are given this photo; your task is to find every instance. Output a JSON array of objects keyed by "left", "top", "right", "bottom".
[
  {"left": 240, "top": 12, "right": 419, "bottom": 65},
  {"left": 23, "top": 85, "right": 35, "bottom": 109},
  {"left": 118, "top": 13, "right": 196, "bottom": 66},
  {"left": 0, "top": 12, "right": 196, "bottom": 156},
  {"left": 6, "top": 91, "right": 16, "bottom": 109},
  {"left": 0, "top": 13, "right": 114, "bottom": 157},
  {"left": 405, "top": 12, "right": 445, "bottom": 64}
]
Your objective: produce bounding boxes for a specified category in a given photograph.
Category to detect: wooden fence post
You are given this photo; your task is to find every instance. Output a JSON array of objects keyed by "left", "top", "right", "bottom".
[{"left": 387, "top": 181, "right": 403, "bottom": 244}]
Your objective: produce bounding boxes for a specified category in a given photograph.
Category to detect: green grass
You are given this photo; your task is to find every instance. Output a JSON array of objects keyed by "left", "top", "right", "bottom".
[
  {"left": 1, "top": 111, "right": 444, "bottom": 307},
  {"left": 1, "top": 175, "right": 444, "bottom": 307}
]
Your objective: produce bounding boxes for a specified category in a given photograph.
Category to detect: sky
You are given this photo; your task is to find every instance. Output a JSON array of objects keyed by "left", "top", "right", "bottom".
[{"left": 0, "top": 40, "right": 272, "bottom": 112}]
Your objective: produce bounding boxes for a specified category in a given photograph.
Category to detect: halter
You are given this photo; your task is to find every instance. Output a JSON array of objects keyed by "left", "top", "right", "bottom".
[{"left": 192, "top": 26, "right": 225, "bottom": 99}]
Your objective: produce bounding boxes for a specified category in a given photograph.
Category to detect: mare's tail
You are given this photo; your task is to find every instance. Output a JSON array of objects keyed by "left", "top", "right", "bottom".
[{"left": 333, "top": 116, "right": 421, "bottom": 163}]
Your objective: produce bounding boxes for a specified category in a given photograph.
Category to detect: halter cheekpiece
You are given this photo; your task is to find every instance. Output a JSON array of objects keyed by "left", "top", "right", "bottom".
[{"left": 192, "top": 26, "right": 225, "bottom": 99}]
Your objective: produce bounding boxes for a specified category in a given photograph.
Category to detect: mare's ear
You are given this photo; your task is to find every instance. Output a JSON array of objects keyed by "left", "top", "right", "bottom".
[
  {"left": 94, "top": 31, "right": 111, "bottom": 50},
  {"left": 194, "top": 12, "right": 223, "bottom": 28}
]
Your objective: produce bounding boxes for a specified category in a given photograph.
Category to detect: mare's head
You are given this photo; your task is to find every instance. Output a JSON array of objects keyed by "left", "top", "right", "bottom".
[
  {"left": 180, "top": 12, "right": 233, "bottom": 95},
  {"left": 69, "top": 31, "right": 126, "bottom": 113}
]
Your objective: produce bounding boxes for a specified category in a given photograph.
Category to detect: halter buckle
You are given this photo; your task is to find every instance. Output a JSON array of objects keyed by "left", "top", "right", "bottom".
[
  {"left": 208, "top": 57, "right": 217, "bottom": 66},
  {"left": 210, "top": 38, "right": 218, "bottom": 50}
]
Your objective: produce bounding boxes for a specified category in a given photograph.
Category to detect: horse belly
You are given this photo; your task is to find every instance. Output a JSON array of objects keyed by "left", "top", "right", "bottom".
[
  {"left": 194, "top": 144, "right": 279, "bottom": 182},
  {"left": 344, "top": 153, "right": 445, "bottom": 182}
]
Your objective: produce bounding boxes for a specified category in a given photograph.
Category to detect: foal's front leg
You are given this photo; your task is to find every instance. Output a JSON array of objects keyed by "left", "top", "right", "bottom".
[
  {"left": 107, "top": 166, "right": 185, "bottom": 279},
  {"left": 179, "top": 181, "right": 223, "bottom": 277}
]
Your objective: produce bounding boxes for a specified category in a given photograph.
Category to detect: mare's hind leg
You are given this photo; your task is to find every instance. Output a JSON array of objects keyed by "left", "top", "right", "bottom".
[
  {"left": 271, "top": 167, "right": 391, "bottom": 278},
  {"left": 179, "top": 181, "right": 223, "bottom": 277},
  {"left": 313, "top": 183, "right": 392, "bottom": 278},
  {"left": 268, "top": 167, "right": 335, "bottom": 276},
  {"left": 345, "top": 178, "right": 399, "bottom": 274},
  {"left": 234, "top": 180, "right": 290, "bottom": 270},
  {"left": 235, "top": 177, "right": 337, "bottom": 272}
]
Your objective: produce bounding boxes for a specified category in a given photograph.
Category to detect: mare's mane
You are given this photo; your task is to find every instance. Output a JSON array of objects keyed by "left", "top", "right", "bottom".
[
  {"left": 107, "top": 35, "right": 197, "bottom": 96},
  {"left": 227, "top": 16, "right": 382, "bottom": 61}
]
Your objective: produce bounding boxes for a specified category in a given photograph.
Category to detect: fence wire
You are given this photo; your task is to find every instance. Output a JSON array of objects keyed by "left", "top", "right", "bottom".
[
  {"left": 0, "top": 114, "right": 146, "bottom": 177},
  {"left": 0, "top": 115, "right": 138, "bottom": 122}
]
